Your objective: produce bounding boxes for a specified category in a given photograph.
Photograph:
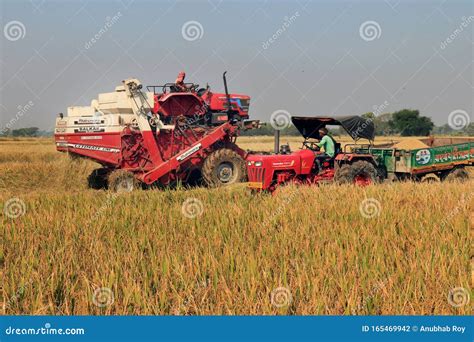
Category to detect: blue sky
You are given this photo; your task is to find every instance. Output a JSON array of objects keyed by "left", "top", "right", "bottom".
[{"left": 0, "top": 0, "right": 472, "bottom": 130}]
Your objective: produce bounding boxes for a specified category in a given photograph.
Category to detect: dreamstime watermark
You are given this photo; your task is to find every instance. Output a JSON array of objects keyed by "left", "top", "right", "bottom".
[
  {"left": 84, "top": 12, "right": 123, "bottom": 50},
  {"left": 181, "top": 21, "right": 204, "bottom": 41},
  {"left": 262, "top": 186, "right": 300, "bottom": 228},
  {"left": 92, "top": 287, "right": 114, "bottom": 308},
  {"left": 0, "top": 101, "right": 35, "bottom": 136},
  {"left": 447, "top": 287, "right": 470, "bottom": 308},
  {"left": 440, "top": 16, "right": 474, "bottom": 50},
  {"left": 437, "top": 192, "right": 473, "bottom": 230},
  {"left": 448, "top": 109, "right": 470, "bottom": 130},
  {"left": 181, "top": 197, "right": 204, "bottom": 218},
  {"left": 372, "top": 100, "right": 390, "bottom": 116},
  {"left": 350, "top": 101, "right": 389, "bottom": 140},
  {"left": 262, "top": 11, "right": 300, "bottom": 50},
  {"left": 352, "top": 277, "right": 391, "bottom": 314},
  {"left": 270, "top": 287, "right": 292, "bottom": 308},
  {"left": 5, "top": 323, "right": 85, "bottom": 336},
  {"left": 359, "top": 21, "right": 382, "bottom": 42},
  {"left": 4, "top": 20, "right": 26, "bottom": 41},
  {"left": 359, "top": 198, "right": 381, "bottom": 219},
  {"left": 3, "top": 198, "right": 26, "bottom": 219},
  {"left": 4, "top": 281, "right": 32, "bottom": 310},
  {"left": 270, "top": 109, "right": 292, "bottom": 130}
]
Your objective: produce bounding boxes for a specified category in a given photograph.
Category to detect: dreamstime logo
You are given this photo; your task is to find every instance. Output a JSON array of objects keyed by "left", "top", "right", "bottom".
[
  {"left": 359, "top": 198, "right": 381, "bottom": 218},
  {"left": 440, "top": 16, "right": 474, "bottom": 50},
  {"left": 271, "top": 287, "right": 292, "bottom": 308},
  {"left": 270, "top": 110, "right": 291, "bottom": 130},
  {"left": 94, "top": 110, "right": 115, "bottom": 128},
  {"left": 84, "top": 12, "right": 122, "bottom": 50},
  {"left": 262, "top": 11, "right": 300, "bottom": 50},
  {"left": 0, "top": 100, "right": 34, "bottom": 135},
  {"left": 181, "top": 198, "right": 204, "bottom": 218},
  {"left": 92, "top": 287, "right": 114, "bottom": 308},
  {"left": 4, "top": 21, "right": 26, "bottom": 41},
  {"left": 448, "top": 109, "right": 470, "bottom": 130},
  {"left": 359, "top": 21, "right": 381, "bottom": 42},
  {"left": 447, "top": 287, "right": 470, "bottom": 308},
  {"left": 3, "top": 198, "right": 26, "bottom": 219},
  {"left": 181, "top": 21, "right": 204, "bottom": 41}
]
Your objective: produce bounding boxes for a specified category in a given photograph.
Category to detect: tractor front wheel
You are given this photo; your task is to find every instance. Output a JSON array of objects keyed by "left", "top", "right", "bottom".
[
  {"left": 334, "top": 160, "right": 378, "bottom": 185},
  {"left": 108, "top": 170, "right": 141, "bottom": 192},
  {"left": 201, "top": 148, "right": 246, "bottom": 187}
]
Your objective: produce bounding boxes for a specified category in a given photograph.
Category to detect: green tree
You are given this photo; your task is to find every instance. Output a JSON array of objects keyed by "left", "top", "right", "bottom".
[
  {"left": 11, "top": 127, "right": 39, "bottom": 137},
  {"left": 388, "top": 109, "right": 434, "bottom": 136}
]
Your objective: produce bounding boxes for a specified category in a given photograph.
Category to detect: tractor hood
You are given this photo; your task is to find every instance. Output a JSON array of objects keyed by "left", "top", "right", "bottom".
[{"left": 291, "top": 116, "right": 375, "bottom": 141}]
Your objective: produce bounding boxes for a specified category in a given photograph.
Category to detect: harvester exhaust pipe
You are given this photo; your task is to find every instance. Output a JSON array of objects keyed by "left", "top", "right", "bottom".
[
  {"left": 222, "top": 71, "right": 232, "bottom": 115},
  {"left": 274, "top": 127, "right": 280, "bottom": 154}
]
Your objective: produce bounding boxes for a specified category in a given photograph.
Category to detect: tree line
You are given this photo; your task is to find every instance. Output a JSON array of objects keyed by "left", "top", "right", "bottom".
[{"left": 242, "top": 109, "right": 473, "bottom": 137}]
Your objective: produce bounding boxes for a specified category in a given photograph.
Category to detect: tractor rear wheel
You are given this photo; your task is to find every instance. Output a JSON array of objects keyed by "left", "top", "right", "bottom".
[
  {"left": 334, "top": 160, "right": 378, "bottom": 185},
  {"left": 108, "top": 170, "right": 141, "bottom": 192},
  {"left": 201, "top": 148, "right": 246, "bottom": 187},
  {"left": 87, "top": 168, "right": 110, "bottom": 189},
  {"left": 445, "top": 168, "right": 469, "bottom": 182}
]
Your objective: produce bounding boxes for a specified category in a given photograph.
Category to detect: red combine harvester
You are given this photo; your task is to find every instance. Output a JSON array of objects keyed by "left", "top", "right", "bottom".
[
  {"left": 246, "top": 116, "right": 380, "bottom": 192},
  {"left": 55, "top": 72, "right": 258, "bottom": 191}
]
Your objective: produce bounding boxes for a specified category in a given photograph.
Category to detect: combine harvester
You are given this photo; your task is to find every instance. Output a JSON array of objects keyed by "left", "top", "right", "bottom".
[
  {"left": 247, "top": 116, "right": 474, "bottom": 192},
  {"left": 55, "top": 72, "right": 258, "bottom": 191}
]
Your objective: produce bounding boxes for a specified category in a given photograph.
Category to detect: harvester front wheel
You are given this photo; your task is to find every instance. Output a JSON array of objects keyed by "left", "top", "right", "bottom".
[
  {"left": 201, "top": 148, "right": 246, "bottom": 187},
  {"left": 108, "top": 170, "right": 141, "bottom": 192},
  {"left": 87, "top": 168, "right": 110, "bottom": 189},
  {"left": 334, "top": 160, "right": 378, "bottom": 185}
]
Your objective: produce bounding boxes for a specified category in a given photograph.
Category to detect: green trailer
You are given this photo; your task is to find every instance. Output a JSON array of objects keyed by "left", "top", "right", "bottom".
[{"left": 354, "top": 137, "right": 474, "bottom": 182}]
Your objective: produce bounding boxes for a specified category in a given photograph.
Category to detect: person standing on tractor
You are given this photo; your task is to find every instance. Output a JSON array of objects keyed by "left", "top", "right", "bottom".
[{"left": 315, "top": 127, "right": 336, "bottom": 172}]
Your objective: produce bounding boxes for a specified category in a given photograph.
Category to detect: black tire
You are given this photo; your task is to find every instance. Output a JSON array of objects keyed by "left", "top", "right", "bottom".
[
  {"left": 87, "top": 168, "right": 110, "bottom": 189},
  {"left": 108, "top": 170, "right": 141, "bottom": 192},
  {"left": 334, "top": 160, "right": 378, "bottom": 185},
  {"left": 201, "top": 148, "right": 246, "bottom": 187},
  {"left": 445, "top": 168, "right": 469, "bottom": 182}
]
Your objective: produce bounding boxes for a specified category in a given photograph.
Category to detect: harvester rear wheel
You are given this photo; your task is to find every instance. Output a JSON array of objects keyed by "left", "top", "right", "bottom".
[
  {"left": 87, "top": 168, "right": 110, "bottom": 189},
  {"left": 334, "top": 160, "right": 378, "bottom": 185},
  {"left": 108, "top": 170, "right": 141, "bottom": 192},
  {"left": 445, "top": 168, "right": 469, "bottom": 182},
  {"left": 201, "top": 148, "right": 246, "bottom": 187}
]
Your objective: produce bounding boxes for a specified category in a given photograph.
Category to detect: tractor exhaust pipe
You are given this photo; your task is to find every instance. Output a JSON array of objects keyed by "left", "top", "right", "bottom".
[
  {"left": 274, "top": 128, "right": 280, "bottom": 154},
  {"left": 222, "top": 71, "right": 232, "bottom": 115}
]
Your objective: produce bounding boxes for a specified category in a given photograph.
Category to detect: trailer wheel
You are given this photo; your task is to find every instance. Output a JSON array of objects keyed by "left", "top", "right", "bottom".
[
  {"left": 108, "top": 170, "right": 141, "bottom": 192},
  {"left": 87, "top": 168, "right": 110, "bottom": 189},
  {"left": 445, "top": 168, "right": 469, "bottom": 182},
  {"left": 420, "top": 173, "right": 440, "bottom": 183},
  {"left": 334, "top": 161, "right": 378, "bottom": 185},
  {"left": 202, "top": 148, "right": 246, "bottom": 187}
]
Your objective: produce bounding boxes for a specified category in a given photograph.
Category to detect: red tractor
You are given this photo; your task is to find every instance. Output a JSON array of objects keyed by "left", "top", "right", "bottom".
[
  {"left": 246, "top": 116, "right": 381, "bottom": 192},
  {"left": 55, "top": 72, "right": 258, "bottom": 191}
]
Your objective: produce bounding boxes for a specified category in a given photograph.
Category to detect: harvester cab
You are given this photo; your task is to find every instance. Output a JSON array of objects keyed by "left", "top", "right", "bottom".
[
  {"left": 246, "top": 115, "right": 379, "bottom": 192},
  {"left": 55, "top": 72, "right": 259, "bottom": 191}
]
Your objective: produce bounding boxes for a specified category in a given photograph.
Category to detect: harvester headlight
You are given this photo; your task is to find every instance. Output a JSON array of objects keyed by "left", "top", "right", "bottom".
[{"left": 255, "top": 161, "right": 262, "bottom": 167}]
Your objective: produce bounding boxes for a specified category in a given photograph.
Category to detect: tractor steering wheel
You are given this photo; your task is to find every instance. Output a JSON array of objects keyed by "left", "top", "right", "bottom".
[{"left": 303, "top": 141, "right": 320, "bottom": 151}]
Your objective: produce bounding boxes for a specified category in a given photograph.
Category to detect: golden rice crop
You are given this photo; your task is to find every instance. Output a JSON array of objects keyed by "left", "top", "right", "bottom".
[{"left": 0, "top": 138, "right": 472, "bottom": 315}]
